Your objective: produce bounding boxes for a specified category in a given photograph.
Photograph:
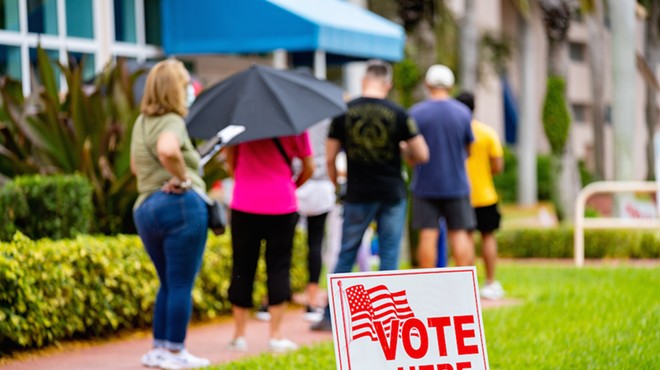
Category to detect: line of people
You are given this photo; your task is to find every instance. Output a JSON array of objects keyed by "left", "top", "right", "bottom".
[{"left": 129, "top": 58, "right": 505, "bottom": 369}]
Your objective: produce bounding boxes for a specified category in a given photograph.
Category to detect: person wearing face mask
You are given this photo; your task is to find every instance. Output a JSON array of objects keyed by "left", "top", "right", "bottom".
[{"left": 130, "top": 59, "right": 210, "bottom": 370}]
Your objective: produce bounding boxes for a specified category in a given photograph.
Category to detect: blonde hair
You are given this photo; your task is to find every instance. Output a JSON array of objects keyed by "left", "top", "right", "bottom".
[{"left": 140, "top": 59, "right": 189, "bottom": 117}]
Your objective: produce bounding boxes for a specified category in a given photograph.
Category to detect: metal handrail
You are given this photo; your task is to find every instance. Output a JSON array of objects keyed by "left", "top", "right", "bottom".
[{"left": 574, "top": 181, "right": 660, "bottom": 267}]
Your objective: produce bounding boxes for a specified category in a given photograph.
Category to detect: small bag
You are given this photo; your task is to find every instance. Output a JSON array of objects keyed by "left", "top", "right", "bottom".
[{"left": 206, "top": 199, "right": 228, "bottom": 235}]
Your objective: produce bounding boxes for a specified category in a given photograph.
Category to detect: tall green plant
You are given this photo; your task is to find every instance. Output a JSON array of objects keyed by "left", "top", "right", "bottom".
[{"left": 0, "top": 45, "right": 142, "bottom": 234}]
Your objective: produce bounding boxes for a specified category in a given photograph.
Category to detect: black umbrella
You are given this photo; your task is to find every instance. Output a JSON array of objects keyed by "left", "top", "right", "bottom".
[{"left": 185, "top": 64, "right": 346, "bottom": 145}]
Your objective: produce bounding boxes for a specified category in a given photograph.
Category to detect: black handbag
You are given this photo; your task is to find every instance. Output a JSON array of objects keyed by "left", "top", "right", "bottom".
[{"left": 196, "top": 190, "right": 227, "bottom": 236}]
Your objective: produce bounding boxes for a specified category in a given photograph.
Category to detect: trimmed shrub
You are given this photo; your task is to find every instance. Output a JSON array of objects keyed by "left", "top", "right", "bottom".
[
  {"left": 493, "top": 147, "right": 552, "bottom": 203},
  {"left": 0, "top": 175, "right": 94, "bottom": 241},
  {"left": 496, "top": 227, "right": 660, "bottom": 259},
  {"left": 0, "top": 231, "right": 309, "bottom": 350}
]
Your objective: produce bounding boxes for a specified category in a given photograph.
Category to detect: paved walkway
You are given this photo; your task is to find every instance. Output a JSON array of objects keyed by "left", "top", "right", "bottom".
[{"left": 0, "top": 299, "right": 514, "bottom": 370}]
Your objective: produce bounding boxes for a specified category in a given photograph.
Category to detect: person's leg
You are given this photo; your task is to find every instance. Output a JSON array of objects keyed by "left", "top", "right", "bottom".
[
  {"left": 476, "top": 204, "right": 501, "bottom": 284},
  {"left": 412, "top": 197, "right": 443, "bottom": 268},
  {"left": 228, "top": 210, "right": 264, "bottom": 340},
  {"left": 314, "top": 202, "right": 377, "bottom": 328},
  {"left": 374, "top": 198, "right": 407, "bottom": 271},
  {"left": 333, "top": 202, "right": 379, "bottom": 274},
  {"left": 133, "top": 194, "right": 167, "bottom": 349},
  {"left": 443, "top": 197, "right": 477, "bottom": 267},
  {"left": 264, "top": 212, "right": 299, "bottom": 339},
  {"left": 160, "top": 192, "right": 208, "bottom": 351},
  {"left": 481, "top": 231, "right": 497, "bottom": 283},
  {"left": 306, "top": 212, "right": 328, "bottom": 307}
]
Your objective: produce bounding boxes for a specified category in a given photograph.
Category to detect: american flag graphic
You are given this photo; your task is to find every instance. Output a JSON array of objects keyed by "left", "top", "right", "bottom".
[{"left": 345, "top": 284, "right": 416, "bottom": 341}]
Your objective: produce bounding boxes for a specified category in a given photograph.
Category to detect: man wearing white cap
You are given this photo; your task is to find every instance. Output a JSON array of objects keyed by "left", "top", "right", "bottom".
[{"left": 409, "top": 64, "right": 476, "bottom": 268}]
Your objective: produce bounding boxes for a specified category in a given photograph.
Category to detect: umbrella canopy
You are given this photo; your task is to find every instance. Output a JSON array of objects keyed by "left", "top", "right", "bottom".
[{"left": 185, "top": 65, "right": 346, "bottom": 145}]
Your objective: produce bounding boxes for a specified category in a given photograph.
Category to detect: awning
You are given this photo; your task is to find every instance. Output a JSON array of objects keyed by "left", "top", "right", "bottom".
[{"left": 161, "top": 0, "right": 405, "bottom": 61}]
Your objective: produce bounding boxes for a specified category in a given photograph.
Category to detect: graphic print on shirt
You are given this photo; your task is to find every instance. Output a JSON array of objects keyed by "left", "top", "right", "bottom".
[{"left": 346, "top": 103, "right": 397, "bottom": 164}]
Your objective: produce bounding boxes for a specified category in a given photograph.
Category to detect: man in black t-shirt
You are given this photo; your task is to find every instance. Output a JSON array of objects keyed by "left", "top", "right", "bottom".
[{"left": 312, "top": 60, "right": 428, "bottom": 331}]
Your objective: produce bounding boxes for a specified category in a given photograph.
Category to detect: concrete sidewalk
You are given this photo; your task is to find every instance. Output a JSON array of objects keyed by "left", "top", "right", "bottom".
[
  {"left": 0, "top": 298, "right": 514, "bottom": 370},
  {"left": 0, "top": 307, "right": 332, "bottom": 370}
]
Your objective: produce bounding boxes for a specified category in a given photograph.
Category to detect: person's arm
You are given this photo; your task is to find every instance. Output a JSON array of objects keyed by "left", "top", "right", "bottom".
[
  {"left": 156, "top": 131, "right": 190, "bottom": 193},
  {"left": 224, "top": 146, "right": 236, "bottom": 177},
  {"left": 490, "top": 156, "right": 504, "bottom": 174},
  {"left": 130, "top": 154, "right": 136, "bottom": 175},
  {"left": 401, "top": 135, "right": 429, "bottom": 165},
  {"left": 295, "top": 155, "right": 315, "bottom": 188},
  {"left": 326, "top": 138, "right": 341, "bottom": 186}
]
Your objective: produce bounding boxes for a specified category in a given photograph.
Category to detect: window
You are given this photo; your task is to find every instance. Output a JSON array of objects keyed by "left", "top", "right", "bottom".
[
  {"left": 0, "top": 44, "right": 22, "bottom": 79},
  {"left": 570, "top": 42, "right": 586, "bottom": 62},
  {"left": 572, "top": 103, "right": 588, "bottom": 123},
  {"left": 0, "top": 0, "right": 20, "bottom": 31},
  {"left": 27, "top": 0, "right": 58, "bottom": 35},
  {"left": 68, "top": 52, "right": 96, "bottom": 81},
  {"left": 114, "top": 0, "right": 137, "bottom": 43},
  {"left": 144, "top": 0, "right": 161, "bottom": 45},
  {"left": 66, "top": 0, "right": 94, "bottom": 38}
]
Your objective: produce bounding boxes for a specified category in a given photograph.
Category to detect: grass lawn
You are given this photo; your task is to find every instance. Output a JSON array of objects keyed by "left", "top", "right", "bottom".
[{"left": 209, "top": 261, "right": 660, "bottom": 369}]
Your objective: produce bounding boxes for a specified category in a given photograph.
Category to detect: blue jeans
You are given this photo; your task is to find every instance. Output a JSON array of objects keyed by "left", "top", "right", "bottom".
[
  {"left": 322, "top": 199, "right": 407, "bottom": 321},
  {"left": 333, "top": 199, "right": 407, "bottom": 274},
  {"left": 133, "top": 191, "right": 208, "bottom": 350}
]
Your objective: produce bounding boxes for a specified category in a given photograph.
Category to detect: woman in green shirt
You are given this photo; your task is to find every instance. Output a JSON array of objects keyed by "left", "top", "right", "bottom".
[{"left": 130, "top": 59, "right": 209, "bottom": 370}]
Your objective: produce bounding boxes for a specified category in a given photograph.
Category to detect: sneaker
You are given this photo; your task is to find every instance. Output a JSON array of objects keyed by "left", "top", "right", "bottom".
[
  {"left": 268, "top": 338, "right": 298, "bottom": 353},
  {"left": 303, "top": 306, "right": 323, "bottom": 323},
  {"left": 480, "top": 281, "right": 505, "bottom": 300},
  {"left": 255, "top": 304, "right": 271, "bottom": 321},
  {"left": 225, "top": 336, "right": 247, "bottom": 352},
  {"left": 140, "top": 347, "right": 170, "bottom": 367},
  {"left": 310, "top": 317, "right": 332, "bottom": 332},
  {"left": 158, "top": 349, "right": 210, "bottom": 370}
]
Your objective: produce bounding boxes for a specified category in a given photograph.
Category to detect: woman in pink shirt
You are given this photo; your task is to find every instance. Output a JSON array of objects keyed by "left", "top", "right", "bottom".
[{"left": 224, "top": 133, "right": 314, "bottom": 353}]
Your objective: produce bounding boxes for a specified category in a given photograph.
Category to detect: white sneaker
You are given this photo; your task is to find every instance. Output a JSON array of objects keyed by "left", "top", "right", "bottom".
[
  {"left": 141, "top": 347, "right": 170, "bottom": 367},
  {"left": 269, "top": 338, "right": 298, "bottom": 353},
  {"left": 225, "top": 337, "right": 248, "bottom": 352},
  {"left": 480, "top": 281, "right": 505, "bottom": 300},
  {"left": 158, "top": 349, "right": 210, "bottom": 370},
  {"left": 255, "top": 305, "right": 271, "bottom": 321},
  {"left": 303, "top": 306, "right": 323, "bottom": 323}
]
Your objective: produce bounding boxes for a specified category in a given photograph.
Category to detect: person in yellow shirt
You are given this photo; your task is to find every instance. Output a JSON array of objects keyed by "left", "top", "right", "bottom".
[{"left": 456, "top": 92, "right": 505, "bottom": 300}]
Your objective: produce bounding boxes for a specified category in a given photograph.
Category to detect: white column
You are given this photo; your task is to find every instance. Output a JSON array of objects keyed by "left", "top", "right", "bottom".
[
  {"left": 272, "top": 49, "right": 287, "bottom": 69},
  {"left": 135, "top": 0, "right": 146, "bottom": 62},
  {"left": 343, "top": 61, "right": 366, "bottom": 98},
  {"left": 94, "top": 0, "right": 114, "bottom": 72},
  {"left": 517, "top": 12, "right": 538, "bottom": 206},
  {"left": 314, "top": 49, "right": 326, "bottom": 79},
  {"left": 608, "top": 0, "right": 636, "bottom": 182},
  {"left": 19, "top": 0, "right": 30, "bottom": 95}
]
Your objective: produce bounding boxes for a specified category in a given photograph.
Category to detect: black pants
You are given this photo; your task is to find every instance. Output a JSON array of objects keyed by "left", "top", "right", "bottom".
[
  {"left": 306, "top": 212, "right": 329, "bottom": 284},
  {"left": 228, "top": 209, "right": 299, "bottom": 308}
]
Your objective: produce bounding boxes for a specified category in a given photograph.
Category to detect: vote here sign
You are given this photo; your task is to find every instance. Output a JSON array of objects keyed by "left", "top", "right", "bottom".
[{"left": 327, "top": 267, "right": 489, "bottom": 370}]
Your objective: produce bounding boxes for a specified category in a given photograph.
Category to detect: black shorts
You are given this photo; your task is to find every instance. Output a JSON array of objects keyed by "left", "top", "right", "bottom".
[
  {"left": 412, "top": 196, "right": 476, "bottom": 230},
  {"left": 473, "top": 203, "right": 501, "bottom": 233}
]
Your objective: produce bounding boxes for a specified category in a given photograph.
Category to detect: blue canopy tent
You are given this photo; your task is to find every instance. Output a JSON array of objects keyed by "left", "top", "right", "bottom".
[{"left": 161, "top": 0, "right": 405, "bottom": 77}]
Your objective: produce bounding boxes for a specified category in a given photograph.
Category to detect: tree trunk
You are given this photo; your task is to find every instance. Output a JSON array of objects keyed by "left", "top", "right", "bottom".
[
  {"left": 586, "top": 0, "right": 607, "bottom": 180},
  {"left": 645, "top": 0, "right": 660, "bottom": 180},
  {"left": 459, "top": 0, "right": 478, "bottom": 91},
  {"left": 517, "top": 11, "right": 539, "bottom": 206}
]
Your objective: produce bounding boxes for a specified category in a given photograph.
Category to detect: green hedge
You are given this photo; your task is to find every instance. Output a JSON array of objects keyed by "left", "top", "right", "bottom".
[
  {"left": 493, "top": 147, "right": 552, "bottom": 203},
  {"left": 0, "top": 231, "right": 308, "bottom": 350},
  {"left": 0, "top": 175, "right": 93, "bottom": 241},
  {"left": 496, "top": 228, "right": 660, "bottom": 259}
]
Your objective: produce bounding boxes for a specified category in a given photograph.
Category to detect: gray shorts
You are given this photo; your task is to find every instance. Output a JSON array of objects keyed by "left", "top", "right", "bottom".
[{"left": 412, "top": 196, "right": 476, "bottom": 231}]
